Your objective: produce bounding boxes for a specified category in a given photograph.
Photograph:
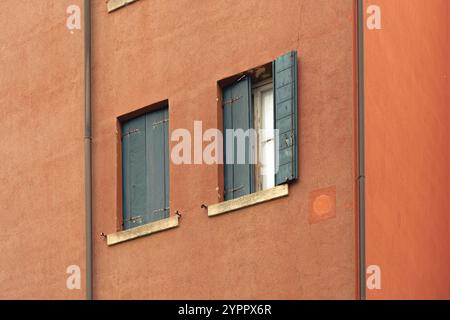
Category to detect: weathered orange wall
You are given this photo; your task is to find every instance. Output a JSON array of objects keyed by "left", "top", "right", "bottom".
[
  {"left": 365, "top": 0, "right": 450, "bottom": 299},
  {"left": 0, "top": 0, "right": 358, "bottom": 299},
  {"left": 92, "top": 0, "right": 357, "bottom": 299},
  {"left": 2, "top": 0, "right": 449, "bottom": 300},
  {"left": 0, "top": 0, "right": 85, "bottom": 299}
]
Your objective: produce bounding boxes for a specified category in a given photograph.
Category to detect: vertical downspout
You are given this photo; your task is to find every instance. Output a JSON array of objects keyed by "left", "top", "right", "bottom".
[
  {"left": 357, "top": 0, "right": 366, "bottom": 300},
  {"left": 84, "top": 0, "right": 93, "bottom": 301}
]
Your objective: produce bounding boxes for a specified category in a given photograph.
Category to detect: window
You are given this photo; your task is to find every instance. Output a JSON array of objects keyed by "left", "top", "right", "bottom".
[
  {"left": 253, "top": 81, "right": 275, "bottom": 191},
  {"left": 121, "top": 106, "right": 169, "bottom": 230},
  {"left": 222, "top": 51, "right": 298, "bottom": 201}
]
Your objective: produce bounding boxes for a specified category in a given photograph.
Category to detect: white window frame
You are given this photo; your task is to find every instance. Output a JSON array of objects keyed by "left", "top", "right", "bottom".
[{"left": 252, "top": 80, "right": 275, "bottom": 192}]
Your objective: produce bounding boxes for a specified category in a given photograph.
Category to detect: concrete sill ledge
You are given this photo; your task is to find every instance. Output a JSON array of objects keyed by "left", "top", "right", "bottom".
[
  {"left": 208, "top": 184, "right": 289, "bottom": 217},
  {"left": 107, "top": 0, "right": 139, "bottom": 13},
  {"left": 107, "top": 215, "right": 179, "bottom": 246}
]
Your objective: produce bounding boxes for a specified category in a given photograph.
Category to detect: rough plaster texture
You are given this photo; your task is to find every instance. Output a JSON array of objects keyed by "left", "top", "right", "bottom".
[
  {"left": 0, "top": 0, "right": 85, "bottom": 299},
  {"left": 91, "top": 0, "right": 357, "bottom": 299},
  {"left": 0, "top": 0, "right": 357, "bottom": 299},
  {"left": 364, "top": 0, "right": 450, "bottom": 299},
  {"left": 1, "top": 0, "right": 449, "bottom": 300}
]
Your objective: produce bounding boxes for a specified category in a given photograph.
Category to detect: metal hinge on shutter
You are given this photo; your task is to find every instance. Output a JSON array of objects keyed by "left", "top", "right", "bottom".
[
  {"left": 127, "top": 215, "right": 143, "bottom": 225},
  {"left": 125, "top": 207, "right": 170, "bottom": 223},
  {"left": 224, "top": 185, "right": 244, "bottom": 195},
  {"left": 222, "top": 96, "right": 243, "bottom": 106},
  {"left": 152, "top": 207, "right": 170, "bottom": 214},
  {"left": 236, "top": 74, "right": 246, "bottom": 82},
  {"left": 152, "top": 118, "right": 168, "bottom": 128},
  {"left": 222, "top": 75, "right": 247, "bottom": 106},
  {"left": 121, "top": 128, "right": 140, "bottom": 138}
]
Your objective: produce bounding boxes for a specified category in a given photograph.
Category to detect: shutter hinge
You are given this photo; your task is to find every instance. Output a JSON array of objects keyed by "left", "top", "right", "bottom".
[
  {"left": 236, "top": 74, "right": 246, "bottom": 82},
  {"left": 224, "top": 185, "right": 244, "bottom": 194},
  {"left": 152, "top": 207, "right": 170, "bottom": 214},
  {"left": 222, "top": 96, "right": 243, "bottom": 106},
  {"left": 121, "top": 128, "right": 140, "bottom": 138},
  {"left": 152, "top": 118, "right": 169, "bottom": 127},
  {"left": 126, "top": 215, "right": 143, "bottom": 224},
  {"left": 125, "top": 207, "right": 170, "bottom": 223}
]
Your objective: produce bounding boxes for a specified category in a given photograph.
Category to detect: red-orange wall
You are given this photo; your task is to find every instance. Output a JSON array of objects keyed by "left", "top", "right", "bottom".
[
  {"left": 365, "top": 0, "right": 450, "bottom": 299},
  {"left": 0, "top": 0, "right": 358, "bottom": 300},
  {"left": 0, "top": 0, "right": 85, "bottom": 299},
  {"left": 91, "top": 0, "right": 357, "bottom": 299},
  {"left": 2, "top": 0, "right": 449, "bottom": 300}
]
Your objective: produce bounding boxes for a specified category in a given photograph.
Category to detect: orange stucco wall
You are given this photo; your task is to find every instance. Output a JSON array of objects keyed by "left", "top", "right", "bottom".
[
  {"left": 364, "top": 0, "right": 450, "bottom": 299},
  {"left": 3, "top": 0, "right": 448, "bottom": 300},
  {"left": 91, "top": 0, "right": 357, "bottom": 299},
  {"left": 0, "top": 0, "right": 85, "bottom": 299},
  {"left": 0, "top": 0, "right": 358, "bottom": 299}
]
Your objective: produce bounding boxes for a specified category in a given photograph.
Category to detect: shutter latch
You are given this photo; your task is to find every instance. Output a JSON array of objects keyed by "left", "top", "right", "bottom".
[{"left": 283, "top": 131, "right": 294, "bottom": 147}]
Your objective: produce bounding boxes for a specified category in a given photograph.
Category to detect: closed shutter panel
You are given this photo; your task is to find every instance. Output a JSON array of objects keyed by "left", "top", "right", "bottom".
[
  {"left": 122, "top": 116, "right": 147, "bottom": 229},
  {"left": 122, "top": 107, "right": 169, "bottom": 230},
  {"left": 145, "top": 107, "right": 170, "bottom": 224},
  {"left": 273, "top": 51, "right": 299, "bottom": 184},
  {"left": 162, "top": 108, "right": 170, "bottom": 222},
  {"left": 223, "top": 77, "right": 253, "bottom": 201}
]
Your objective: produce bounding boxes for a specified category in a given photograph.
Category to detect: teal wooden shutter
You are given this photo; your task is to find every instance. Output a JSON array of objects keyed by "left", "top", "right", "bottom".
[
  {"left": 223, "top": 77, "right": 253, "bottom": 201},
  {"left": 122, "top": 107, "right": 169, "bottom": 230},
  {"left": 145, "top": 107, "right": 170, "bottom": 224},
  {"left": 122, "top": 116, "right": 147, "bottom": 229},
  {"left": 273, "top": 51, "right": 298, "bottom": 184}
]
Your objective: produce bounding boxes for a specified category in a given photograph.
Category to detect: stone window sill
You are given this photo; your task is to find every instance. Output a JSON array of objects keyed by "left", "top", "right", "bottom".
[
  {"left": 107, "top": 215, "right": 179, "bottom": 246},
  {"left": 208, "top": 184, "right": 289, "bottom": 217},
  {"left": 107, "top": 0, "right": 139, "bottom": 13}
]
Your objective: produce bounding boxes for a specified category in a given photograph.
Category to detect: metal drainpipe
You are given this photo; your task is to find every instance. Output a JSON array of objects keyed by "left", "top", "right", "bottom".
[
  {"left": 84, "top": 0, "right": 93, "bottom": 301},
  {"left": 357, "top": 0, "right": 366, "bottom": 301}
]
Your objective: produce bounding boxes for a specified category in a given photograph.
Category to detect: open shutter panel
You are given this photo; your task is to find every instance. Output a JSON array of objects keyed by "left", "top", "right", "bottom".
[
  {"left": 274, "top": 51, "right": 299, "bottom": 184},
  {"left": 122, "top": 116, "right": 147, "bottom": 229},
  {"left": 223, "top": 77, "right": 253, "bottom": 201}
]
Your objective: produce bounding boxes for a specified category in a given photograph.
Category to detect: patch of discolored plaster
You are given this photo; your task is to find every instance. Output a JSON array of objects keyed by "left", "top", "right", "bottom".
[{"left": 309, "top": 186, "right": 336, "bottom": 224}]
